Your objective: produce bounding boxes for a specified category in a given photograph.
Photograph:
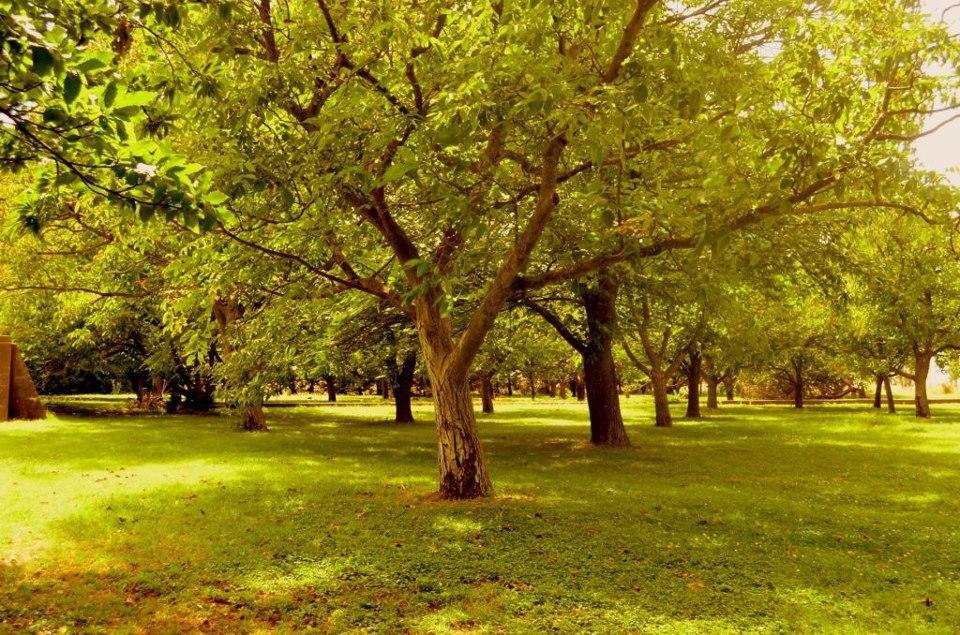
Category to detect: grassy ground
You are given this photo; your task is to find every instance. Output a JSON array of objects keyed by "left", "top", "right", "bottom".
[{"left": 2, "top": 397, "right": 959, "bottom": 633}]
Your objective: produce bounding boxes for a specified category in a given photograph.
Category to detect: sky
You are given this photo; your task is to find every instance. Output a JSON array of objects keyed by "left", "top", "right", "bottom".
[{"left": 916, "top": 0, "right": 960, "bottom": 182}]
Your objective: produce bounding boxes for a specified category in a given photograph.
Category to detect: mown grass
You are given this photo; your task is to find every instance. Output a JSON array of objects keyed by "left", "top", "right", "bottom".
[{"left": 2, "top": 397, "right": 959, "bottom": 633}]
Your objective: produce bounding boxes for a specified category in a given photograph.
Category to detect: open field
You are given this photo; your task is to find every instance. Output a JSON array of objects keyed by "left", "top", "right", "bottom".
[{"left": 2, "top": 398, "right": 959, "bottom": 633}]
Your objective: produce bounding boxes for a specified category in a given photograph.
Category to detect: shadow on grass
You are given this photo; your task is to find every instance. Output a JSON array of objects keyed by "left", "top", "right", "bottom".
[{"left": 3, "top": 403, "right": 960, "bottom": 631}]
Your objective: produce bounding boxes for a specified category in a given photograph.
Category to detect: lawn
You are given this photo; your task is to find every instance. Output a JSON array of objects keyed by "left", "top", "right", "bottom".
[{"left": 1, "top": 397, "right": 959, "bottom": 633}]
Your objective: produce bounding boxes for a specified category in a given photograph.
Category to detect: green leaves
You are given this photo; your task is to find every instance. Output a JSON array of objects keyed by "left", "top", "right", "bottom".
[
  {"left": 30, "top": 46, "right": 55, "bottom": 76},
  {"left": 63, "top": 72, "right": 82, "bottom": 105},
  {"left": 383, "top": 148, "right": 419, "bottom": 184},
  {"left": 103, "top": 81, "right": 119, "bottom": 108}
]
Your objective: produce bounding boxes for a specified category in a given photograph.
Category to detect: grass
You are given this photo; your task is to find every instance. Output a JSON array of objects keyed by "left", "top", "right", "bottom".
[{"left": 2, "top": 397, "right": 960, "bottom": 633}]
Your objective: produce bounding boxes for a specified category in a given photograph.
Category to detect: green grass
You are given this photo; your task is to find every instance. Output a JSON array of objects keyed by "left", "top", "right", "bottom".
[{"left": 2, "top": 397, "right": 960, "bottom": 633}]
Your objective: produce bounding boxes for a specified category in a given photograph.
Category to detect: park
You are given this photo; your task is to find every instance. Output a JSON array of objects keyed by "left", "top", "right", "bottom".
[{"left": 2, "top": 0, "right": 960, "bottom": 631}]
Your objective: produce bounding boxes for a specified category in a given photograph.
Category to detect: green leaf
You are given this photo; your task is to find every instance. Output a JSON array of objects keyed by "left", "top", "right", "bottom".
[
  {"left": 103, "top": 81, "right": 118, "bottom": 108},
  {"left": 113, "top": 105, "right": 142, "bottom": 120},
  {"left": 139, "top": 204, "right": 156, "bottom": 222},
  {"left": 76, "top": 53, "right": 111, "bottom": 73},
  {"left": 165, "top": 5, "right": 182, "bottom": 28},
  {"left": 383, "top": 148, "right": 418, "bottom": 183},
  {"left": 204, "top": 191, "right": 229, "bottom": 205},
  {"left": 63, "top": 72, "right": 82, "bottom": 105},
  {"left": 115, "top": 91, "right": 155, "bottom": 108},
  {"left": 30, "top": 46, "right": 55, "bottom": 76}
]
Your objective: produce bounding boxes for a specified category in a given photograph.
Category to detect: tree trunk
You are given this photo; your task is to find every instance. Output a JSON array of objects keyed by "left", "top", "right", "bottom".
[
  {"left": 506, "top": 374, "right": 513, "bottom": 396},
  {"left": 576, "top": 375, "right": 586, "bottom": 401},
  {"left": 580, "top": 270, "right": 630, "bottom": 445},
  {"left": 480, "top": 373, "right": 495, "bottom": 414},
  {"left": 393, "top": 351, "right": 416, "bottom": 423},
  {"left": 325, "top": 375, "right": 337, "bottom": 402},
  {"left": 706, "top": 376, "right": 719, "bottom": 409},
  {"left": 793, "top": 382, "right": 804, "bottom": 409},
  {"left": 884, "top": 375, "right": 895, "bottom": 413},
  {"left": 724, "top": 376, "right": 735, "bottom": 401},
  {"left": 427, "top": 369, "right": 492, "bottom": 499},
  {"left": 240, "top": 404, "right": 267, "bottom": 431},
  {"left": 651, "top": 373, "right": 672, "bottom": 427},
  {"left": 528, "top": 371, "right": 536, "bottom": 400},
  {"left": 685, "top": 350, "right": 702, "bottom": 419},
  {"left": 582, "top": 352, "right": 629, "bottom": 445},
  {"left": 914, "top": 351, "right": 932, "bottom": 418},
  {"left": 873, "top": 374, "right": 883, "bottom": 409}
]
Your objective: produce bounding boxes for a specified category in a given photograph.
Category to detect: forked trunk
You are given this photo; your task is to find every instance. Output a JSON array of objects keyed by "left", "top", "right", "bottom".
[
  {"left": 651, "top": 373, "right": 672, "bottom": 427},
  {"left": 873, "top": 375, "right": 883, "bottom": 409},
  {"left": 706, "top": 376, "right": 719, "bottom": 409},
  {"left": 241, "top": 404, "right": 267, "bottom": 431},
  {"left": 480, "top": 373, "right": 495, "bottom": 414},
  {"left": 914, "top": 352, "right": 932, "bottom": 418},
  {"left": 685, "top": 350, "right": 702, "bottom": 419}
]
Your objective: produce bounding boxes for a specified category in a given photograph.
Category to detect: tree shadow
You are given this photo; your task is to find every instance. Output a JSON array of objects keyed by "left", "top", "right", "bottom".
[{"left": 3, "top": 405, "right": 960, "bottom": 631}]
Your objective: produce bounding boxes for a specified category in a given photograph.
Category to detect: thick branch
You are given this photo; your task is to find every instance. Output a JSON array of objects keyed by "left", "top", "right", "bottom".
[
  {"left": 602, "top": 0, "right": 660, "bottom": 83},
  {"left": 448, "top": 135, "right": 568, "bottom": 377},
  {"left": 521, "top": 298, "right": 588, "bottom": 354}
]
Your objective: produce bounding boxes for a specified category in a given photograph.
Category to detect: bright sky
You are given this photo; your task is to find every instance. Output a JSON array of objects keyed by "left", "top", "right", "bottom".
[{"left": 917, "top": 0, "right": 960, "bottom": 182}]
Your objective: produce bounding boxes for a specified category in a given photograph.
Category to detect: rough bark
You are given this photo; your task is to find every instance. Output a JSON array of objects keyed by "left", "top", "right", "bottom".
[
  {"left": 651, "top": 373, "right": 672, "bottom": 427},
  {"left": 914, "top": 351, "right": 932, "bottom": 418},
  {"left": 325, "top": 375, "right": 337, "bottom": 402},
  {"left": 685, "top": 350, "right": 702, "bottom": 419},
  {"left": 428, "top": 367, "right": 492, "bottom": 499}
]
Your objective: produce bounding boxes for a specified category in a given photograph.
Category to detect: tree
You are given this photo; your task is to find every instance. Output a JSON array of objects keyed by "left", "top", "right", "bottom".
[
  {"left": 621, "top": 258, "right": 705, "bottom": 427},
  {"left": 841, "top": 205, "right": 960, "bottom": 418},
  {"left": 7, "top": 0, "right": 957, "bottom": 498},
  {"left": 520, "top": 268, "right": 630, "bottom": 445}
]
